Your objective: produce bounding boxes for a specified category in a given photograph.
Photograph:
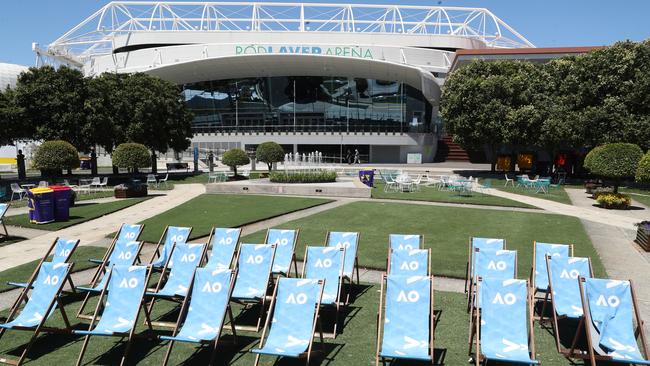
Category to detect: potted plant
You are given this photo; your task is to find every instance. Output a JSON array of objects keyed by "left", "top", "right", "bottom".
[{"left": 635, "top": 221, "right": 650, "bottom": 251}]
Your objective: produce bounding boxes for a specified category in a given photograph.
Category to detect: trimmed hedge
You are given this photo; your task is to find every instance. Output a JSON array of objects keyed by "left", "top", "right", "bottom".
[
  {"left": 31, "top": 140, "right": 80, "bottom": 171},
  {"left": 112, "top": 143, "right": 150, "bottom": 170},
  {"left": 255, "top": 142, "right": 284, "bottom": 172},
  {"left": 636, "top": 151, "right": 650, "bottom": 184},
  {"left": 584, "top": 143, "right": 643, "bottom": 192},
  {"left": 270, "top": 170, "right": 337, "bottom": 183}
]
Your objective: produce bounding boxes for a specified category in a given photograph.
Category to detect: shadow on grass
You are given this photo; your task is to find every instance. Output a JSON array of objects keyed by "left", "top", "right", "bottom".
[
  {"left": 3, "top": 331, "right": 79, "bottom": 362},
  {"left": 0, "top": 236, "right": 27, "bottom": 246},
  {"left": 259, "top": 342, "right": 343, "bottom": 366},
  {"left": 179, "top": 334, "right": 258, "bottom": 366}
]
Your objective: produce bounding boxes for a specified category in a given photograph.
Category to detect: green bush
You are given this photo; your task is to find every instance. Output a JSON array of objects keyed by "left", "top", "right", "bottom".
[
  {"left": 31, "top": 140, "right": 80, "bottom": 172},
  {"left": 222, "top": 148, "right": 250, "bottom": 176},
  {"left": 592, "top": 187, "right": 614, "bottom": 200},
  {"left": 583, "top": 143, "right": 643, "bottom": 192},
  {"left": 636, "top": 151, "right": 650, "bottom": 184},
  {"left": 255, "top": 142, "right": 285, "bottom": 172},
  {"left": 112, "top": 143, "right": 150, "bottom": 172},
  {"left": 270, "top": 170, "right": 337, "bottom": 183},
  {"left": 596, "top": 192, "right": 631, "bottom": 209}
]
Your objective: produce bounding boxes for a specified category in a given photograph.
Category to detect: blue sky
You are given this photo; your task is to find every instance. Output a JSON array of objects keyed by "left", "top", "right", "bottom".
[{"left": 1, "top": 0, "right": 649, "bottom": 66}]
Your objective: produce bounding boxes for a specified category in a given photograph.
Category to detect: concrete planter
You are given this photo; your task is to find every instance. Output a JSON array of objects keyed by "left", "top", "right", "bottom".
[{"left": 635, "top": 223, "right": 650, "bottom": 251}]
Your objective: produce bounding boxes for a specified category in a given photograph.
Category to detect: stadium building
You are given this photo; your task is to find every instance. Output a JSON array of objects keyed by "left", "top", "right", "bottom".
[{"left": 37, "top": 2, "right": 536, "bottom": 163}]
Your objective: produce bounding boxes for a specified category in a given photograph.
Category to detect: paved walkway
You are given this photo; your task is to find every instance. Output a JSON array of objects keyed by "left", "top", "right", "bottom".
[
  {"left": 565, "top": 187, "right": 649, "bottom": 221},
  {"left": 0, "top": 184, "right": 206, "bottom": 271}
]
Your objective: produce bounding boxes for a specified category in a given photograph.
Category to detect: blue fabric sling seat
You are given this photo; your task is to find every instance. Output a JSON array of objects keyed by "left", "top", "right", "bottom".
[
  {"left": 231, "top": 244, "right": 276, "bottom": 301},
  {"left": 534, "top": 242, "right": 571, "bottom": 294},
  {"left": 266, "top": 229, "right": 298, "bottom": 275},
  {"left": 466, "top": 237, "right": 505, "bottom": 293},
  {"left": 389, "top": 249, "right": 429, "bottom": 276},
  {"left": 0, "top": 262, "right": 71, "bottom": 330},
  {"left": 548, "top": 256, "right": 591, "bottom": 319},
  {"left": 389, "top": 234, "right": 422, "bottom": 252},
  {"left": 478, "top": 278, "right": 539, "bottom": 365},
  {"left": 205, "top": 228, "right": 241, "bottom": 270},
  {"left": 326, "top": 231, "right": 359, "bottom": 280},
  {"left": 77, "top": 240, "right": 142, "bottom": 293},
  {"left": 147, "top": 243, "right": 206, "bottom": 299},
  {"left": 303, "top": 247, "right": 345, "bottom": 306},
  {"left": 251, "top": 278, "right": 324, "bottom": 364},
  {"left": 470, "top": 249, "right": 517, "bottom": 309},
  {"left": 378, "top": 275, "right": 434, "bottom": 362},
  {"left": 8, "top": 238, "right": 79, "bottom": 289},
  {"left": 151, "top": 226, "right": 192, "bottom": 269},
  {"left": 582, "top": 278, "right": 650, "bottom": 364},
  {"left": 88, "top": 223, "right": 143, "bottom": 264}
]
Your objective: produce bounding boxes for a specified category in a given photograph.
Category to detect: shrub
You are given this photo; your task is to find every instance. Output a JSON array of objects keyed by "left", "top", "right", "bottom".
[
  {"left": 32, "top": 140, "right": 80, "bottom": 174},
  {"left": 583, "top": 143, "right": 643, "bottom": 193},
  {"left": 636, "top": 151, "right": 650, "bottom": 184},
  {"left": 112, "top": 143, "right": 151, "bottom": 172},
  {"left": 270, "top": 170, "right": 337, "bottom": 183},
  {"left": 222, "top": 148, "right": 250, "bottom": 176},
  {"left": 596, "top": 192, "right": 631, "bottom": 209},
  {"left": 256, "top": 142, "right": 285, "bottom": 172},
  {"left": 592, "top": 187, "right": 613, "bottom": 200}
]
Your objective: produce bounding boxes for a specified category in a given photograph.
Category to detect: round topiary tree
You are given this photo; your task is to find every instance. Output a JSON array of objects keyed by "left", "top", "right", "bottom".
[
  {"left": 32, "top": 140, "right": 80, "bottom": 176},
  {"left": 584, "top": 143, "right": 643, "bottom": 193},
  {"left": 636, "top": 151, "right": 650, "bottom": 184},
  {"left": 222, "top": 148, "right": 250, "bottom": 176},
  {"left": 256, "top": 141, "right": 285, "bottom": 172},
  {"left": 112, "top": 143, "right": 151, "bottom": 173}
]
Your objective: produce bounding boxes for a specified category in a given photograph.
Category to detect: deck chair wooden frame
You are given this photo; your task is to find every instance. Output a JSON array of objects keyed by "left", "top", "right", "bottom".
[
  {"left": 385, "top": 234, "right": 424, "bottom": 269},
  {"left": 253, "top": 279, "right": 326, "bottom": 366},
  {"left": 530, "top": 241, "right": 574, "bottom": 300},
  {"left": 301, "top": 247, "right": 349, "bottom": 339},
  {"left": 466, "top": 248, "right": 517, "bottom": 313},
  {"left": 572, "top": 277, "right": 650, "bottom": 366},
  {"left": 145, "top": 243, "right": 207, "bottom": 328},
  {"left": 468, "top": 277, "right": 536, "bottom": 366},
  {"left": 161, "top": 269, "right": 238, "bottom": 366},
  {"left": 75, "top": 266, "right": 155, "bottom": 366},
  {"left": 325, "top": 231, "right": 361, "bottom": 285},
  {"left": 204, "top": 227, "right": 242, "bottom": 268},
  {"left": 7, "top": 237, "right": 79, "bottom": 310},
  {"left": 265, "top": 228, "right": 300, "bottom": 277},
  {"left": 386, "top": 248, "right": 431, "bottom": 276},
  {"left": 148, "top": 225, "right": 194, "bottom": 267},
  {"left": 464, "top": 237, "right": 507, "bottom": 294},
  {"left": 375, "top": 274, "right": 435, "bottom": 366},
  {"left": 539, "top": 256, "right": 594, "bottom": 357},
  {"left": 0, "top": 263, "right": 75, "bottom": 366},
  {"left": 231, "top": 244, "right": 277, "bottom": 332}
]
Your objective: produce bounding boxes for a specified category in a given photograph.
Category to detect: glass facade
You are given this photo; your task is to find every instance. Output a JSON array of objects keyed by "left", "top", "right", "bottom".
[{"left": 183, "top": 76, "right": 432, "bottom": 134}]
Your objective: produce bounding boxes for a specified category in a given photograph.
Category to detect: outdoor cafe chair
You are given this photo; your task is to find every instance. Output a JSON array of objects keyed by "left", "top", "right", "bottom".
[
  {"left": 146, "top": 174, "right": 158, "bottom": 188},
  {"left": 10, "top": 183, "right": 26, "bottom": 200}
]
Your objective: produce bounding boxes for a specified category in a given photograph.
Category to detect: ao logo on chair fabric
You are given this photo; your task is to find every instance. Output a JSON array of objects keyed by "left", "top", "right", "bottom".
[
  {"left": 118, "top": 277, "right": 139, "bottom": 288},
  {"left": 595, "top": 295, "right": 621, "bottom": 308},
  {"left": 201, "top": 281, "right": 223, "bottom": 293},
  {"left": 487, "top": 260, "right": 507, "bottom": 271},
  {"left": 560, "top": 269, "right": 580, "bottom": 279},
  {"left": 246, "top": 255, "right": 264, "bottom": 264},
  {"left": 491, "top": 292, "right": 517, "bottom": 305},
  {"left": 396, "top": 290, "right": 420, "bottom": 303},
  {"left": 314, "top": 258, "right": 332, "bottom": 268},
  {"left": 400, "top": 261, "right": 419, "bottom": 271},
  {"left": 286, "top": 292, "right": 308, "bottom": 304},
  {"left": 43, "top": 275, "right": 59, "bottom": 286}
]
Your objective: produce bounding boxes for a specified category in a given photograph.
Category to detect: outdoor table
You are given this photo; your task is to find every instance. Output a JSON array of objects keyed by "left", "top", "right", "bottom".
[
  {"left": 395, "top": 174, "right": 413, "bottom": 192},
  {"left": 20, "top": 184, "right": 35, "bottom": 189}
]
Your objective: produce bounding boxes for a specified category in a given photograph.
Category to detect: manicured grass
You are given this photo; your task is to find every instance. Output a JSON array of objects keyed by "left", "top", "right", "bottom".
[
  {"left": 243, "top": 201, "right": 606, "bottom": 279},
  {"left": 4, "top": 190, "right": 115, "bottom": 208},
  {"left": 0, "top": 246, "right": 106, "bottom": 293},
  {"left": 3, "top": 198, "right": 149, "bottom": 231},
  {"left": 487, "top": 179, "right": 573, "bottom": 204},
  {"left": 137, "top": 194, "right": 331, "bottom": 243},
  {"left": 0, "top": 284, "right": 588, "bottom": 365},
  {"left": 372, "top": 182, "right": 535, "bottom": 208},
  {"left": 619, "top": 188, "right": 650, "bottom": 208}
]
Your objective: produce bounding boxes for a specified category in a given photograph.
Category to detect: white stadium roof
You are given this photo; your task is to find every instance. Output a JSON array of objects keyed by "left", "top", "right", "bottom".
[{"left": 0, "top": 63, "right": 29, "bottom": 90}]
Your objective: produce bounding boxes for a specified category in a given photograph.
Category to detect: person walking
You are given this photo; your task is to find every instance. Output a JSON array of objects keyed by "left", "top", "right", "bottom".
[
  {"left": 346, "top": 149, "right": 352, "bottom": 165},
  {"left": 354, "top": 149, "right": 360, "bottom": 164}
]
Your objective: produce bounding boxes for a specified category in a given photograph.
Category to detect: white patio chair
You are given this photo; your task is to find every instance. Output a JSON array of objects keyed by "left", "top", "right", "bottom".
[
  {"left": 146, "top": 174, "right": 158, "bottom": 188},
  {"left": 384, "top": 175, "right": 398, "bottom": 192},
  {"left": 411, "top": 175, "right": 422, "bottom": 192},
  {"left": 38, "top": 181, "right": 48, "bottom": 188},
  {"left": 98, "top": 177, "right": 109, "bottom": 189},
  {"left": 241, "top": 170, "right": 250, "bottom": 178},
  {"left": 504, "top": 174, "right": 514, "bottom": 187},
  {"left": 10, "top": 183, "right": 26, "bottom": 201},
  {"left": 158, "top": 174, "right": 169, "bottom": 188}
]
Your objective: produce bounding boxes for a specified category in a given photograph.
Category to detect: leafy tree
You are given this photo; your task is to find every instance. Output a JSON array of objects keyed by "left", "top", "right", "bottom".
[
  {"left": 85, "top": 73, "right": 132, "bottom": 152},
  {"left": 0, "top": 88, "right": 27, "bottom": 146},
  {"left": 31, "top": 140, "right": 79, "bottom": 175},
  {"left": 583, "top": 143, "right": 643, "bottom": 193},
  {"left": 112, "top": 143, "right": 151, "bottom": 173},
  {"left": 636, "top": 151, "right": 650, "bottom": 184},
  {"left": 222, "top": 148, "right": 249, "bottom": 176},
  {"left": 255, "top": 142, "right": 284, "bottom": 172}
]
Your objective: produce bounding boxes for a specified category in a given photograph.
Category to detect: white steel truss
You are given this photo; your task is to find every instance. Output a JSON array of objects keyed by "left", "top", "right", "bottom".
[{"left": 45, "top": 1, "right": 534, "bottom": 66}]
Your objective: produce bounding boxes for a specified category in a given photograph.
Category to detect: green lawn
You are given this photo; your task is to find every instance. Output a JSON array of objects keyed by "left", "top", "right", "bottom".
[
  {"left": 3, "top": 198, "right": 148, "bottom": 231},
  {"left": 4, "top": 190, "right": 115, "bottom": 208},
  {"left": 487, "top": 179, "right": 573, "bottom": 205},
  {"left": 0, "top": 284, "right": 590, "bottom": 365},
  {"left": 243, "top": 201, "right": 606, "bottom": 279},
  {"left": 372, "top": 182, "right": 535, "bottom": 208},
  {"left": 0, "top": 246, "right": 106, "bottom": 292},
  {"left": 137, "top": 194, "right": 331, "bottom": 243}
]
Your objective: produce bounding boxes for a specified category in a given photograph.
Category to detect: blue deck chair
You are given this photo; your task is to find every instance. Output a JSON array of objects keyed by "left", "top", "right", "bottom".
[
  {"left": 0, "top": 262, "right": 73, "bottom": 366},
  {"left": 251, "top": 278, "right": 325, "bottom": 366},
  {"left": 76, "top": 240, "right": 143, "bottom": 318},
  {"left": 88, "top": 223, "right": 144, "bottom": 264},
  {"left": 376, "top": 275, "right": 435, "bottom": 365},
  {"left": 145, "top": 243, "right": 206, "bottom": 327},
  {"left": 579, "top": 278, "right": 650, "bottom": 365},
  {"left": 265, "top": 228, "right": 299, "bottom": 276},
  {"left": 160, "top": 268, "right": 237, "bottom": 366},
  {"left": 0, "top": 203, "right": 8, "bottom": 237},
  {"left": 389, "top": 234, "right": 423, "bottom": 252},
  {"left": 150, "top": 225, "right": 193, "bottom": 269},
  {"left": 465, "top": 237, "right": 506, "bottom": 294},
  {"left": 7, "top": 237, "right": 79, "bottom": 292},
  {"left": 231, "top": 243, "right": 276, "bottom": 331},
  {"left": 532, "top": 242, "right": 572, "bottom": 298},
  {"left": 468, "top": 249, "right": 517, "bottom": 312},
  {"left": 470, "top": 278, "right": 539, "bottom": 366},
  {"left": 326, "top": 231, "right": 360, "bottom": 284},
  {"left": 388, "top": 248, "right": 430, "bottom": 276},
  {"left": 205, "top": 227, "right": 241, "bottom": 270},
  {"left": 74, "top": 265, "right": 153, "bottom": 366},
  {"left": 543, "top": 256, "right": 593, "bottom": 356},
  {"left": 302, "top": 246, "right": 347, "bottom": 338}
]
